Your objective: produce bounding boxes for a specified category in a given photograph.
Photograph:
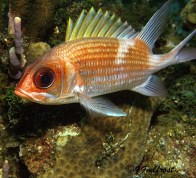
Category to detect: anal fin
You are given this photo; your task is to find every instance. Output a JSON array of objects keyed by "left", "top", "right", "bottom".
[{"left": 132, "top": 75, "right": 167, "bottom": 96}]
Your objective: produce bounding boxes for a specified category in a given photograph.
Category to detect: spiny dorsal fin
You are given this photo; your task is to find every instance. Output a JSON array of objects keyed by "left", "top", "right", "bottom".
[{"left": 65, "top": 7, "right": 137, "bottom": 41}]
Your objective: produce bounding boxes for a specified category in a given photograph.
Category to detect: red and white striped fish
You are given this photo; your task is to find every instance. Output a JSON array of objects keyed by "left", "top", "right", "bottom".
[{"left": 15, "top": 0, "right": 196, "bottom": 116}]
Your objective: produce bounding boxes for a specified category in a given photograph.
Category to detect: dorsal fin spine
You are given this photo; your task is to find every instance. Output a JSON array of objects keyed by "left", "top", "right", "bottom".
[
  {"left": 105, "top": 18, "right": 122, "bottom": 37},
  {"left": 96, "top": 13, "right": 115, "bottom": 37},
  {"left": 69, "top": 10, "right": 86, "bottom": 40},
  {"left": 118, "top": 25, "right": 133, "bottom": 38},
  {"left": 84, "top": 9, "right": 103, "bottom": 37},
  {"left": 91, "top": 11, "right": 113, "bottom": 37},
  {"left": 111, "top": 21, "right": 128, "bottom": 37},
  {"left": 66, "top": 7, "right": 137, "bottom": 41},
  {"left": 65, "top": 18, "right": 74, "bottom": 41},
  {"left": 77, "top": 7, "right": 96, "bottom": 38}
]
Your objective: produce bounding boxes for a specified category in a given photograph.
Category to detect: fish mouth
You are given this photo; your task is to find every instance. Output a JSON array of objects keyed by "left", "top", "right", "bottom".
[
  {"left": 14, "top": 88, "right": 32, "bottom": 100},
  {"left": 14, "top": 88, "right": 54, "bottom": 103},
  {"left": 14, "top": 88, "right": 41, "bottom": 102}
]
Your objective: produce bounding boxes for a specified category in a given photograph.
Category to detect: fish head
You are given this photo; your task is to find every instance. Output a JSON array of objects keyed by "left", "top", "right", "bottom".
[{"left": 14, "top": 52, "right": 67, "bottom": 104}]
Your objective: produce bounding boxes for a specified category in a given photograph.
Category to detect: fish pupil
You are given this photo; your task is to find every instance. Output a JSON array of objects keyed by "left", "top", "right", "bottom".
[
  {"left": 41, "top": 73, "right": 51, "bottom": 86},
  {"left": 34, "top": 68, "right": 54, "bottom": 88}
]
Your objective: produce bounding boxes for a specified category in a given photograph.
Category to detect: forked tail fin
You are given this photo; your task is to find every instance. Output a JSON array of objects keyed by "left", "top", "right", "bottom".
[
  {"left": 170, "top": 29, "right": 196, "bottom": 64},
  {"left": 155, "top": 29, "right": 196, "bottom": 69},
  {"left": 135, "top": 0, "right": 195, "bottom": 63}
]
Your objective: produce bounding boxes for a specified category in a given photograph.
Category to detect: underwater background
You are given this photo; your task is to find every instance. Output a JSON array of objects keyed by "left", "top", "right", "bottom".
[{"left": 0, "top": 0, "right": 195, "bottom": 177}]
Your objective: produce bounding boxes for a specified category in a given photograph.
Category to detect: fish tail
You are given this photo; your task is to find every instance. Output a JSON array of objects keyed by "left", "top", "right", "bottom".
[
  {"left": 135, "top": 0, "right": 195, "bottom": 65},
  {"left": 169, "top": 29, "right": 196, "bottom": 64},
  {"left": 152, "top": 30, "right": 196, "bottom": 71}
]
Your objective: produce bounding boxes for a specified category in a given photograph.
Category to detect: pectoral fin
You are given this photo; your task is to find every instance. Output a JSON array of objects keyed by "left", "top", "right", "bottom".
[
  {"left": 79, "top": 93, "right": 127, "bottom": 117},
  {"left": 132, "top": 75, "right": 167, "bottom": 96}
]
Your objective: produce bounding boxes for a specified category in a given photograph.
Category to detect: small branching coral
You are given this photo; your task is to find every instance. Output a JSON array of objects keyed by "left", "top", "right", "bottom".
[
  {"left": 2, "top": 160, "right": 9, "bottom": 178},
  {"left": 8, "top": 16, "right": 26, "bottom": 79}
]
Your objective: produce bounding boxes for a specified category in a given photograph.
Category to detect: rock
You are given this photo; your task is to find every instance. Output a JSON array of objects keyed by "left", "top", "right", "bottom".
[
  {"left": 26, "top": 42, "right": 51, "bottom": 64},
  {"left": 180, "top": 0, "right": 196, "bottom": 26}
]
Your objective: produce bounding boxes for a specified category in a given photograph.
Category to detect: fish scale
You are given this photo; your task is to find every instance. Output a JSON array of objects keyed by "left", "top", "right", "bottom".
[{"left": 57, "top": 37, "right": 151, "bottom": 96}]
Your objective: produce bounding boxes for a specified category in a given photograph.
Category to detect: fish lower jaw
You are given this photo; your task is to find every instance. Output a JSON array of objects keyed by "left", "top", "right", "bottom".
[
  {"left": 14, "top": 88, "right": 40, "bottom": 102},
  {"left": 15, "top": 88, "right": 30, "bottom": 100}
]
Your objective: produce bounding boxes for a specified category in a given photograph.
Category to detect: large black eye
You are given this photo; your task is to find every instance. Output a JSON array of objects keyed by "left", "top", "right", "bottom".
[{"left": 34, "top": 68, "right": 55, "bottom": 88}]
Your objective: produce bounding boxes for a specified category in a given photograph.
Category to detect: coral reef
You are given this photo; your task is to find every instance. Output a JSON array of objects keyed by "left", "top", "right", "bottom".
[
  {"left": 0, "top": 109, "right": 20, "bottom": 178},
  {"left": 0, "top": 2, "right": 3, "bottom": 32},
  {"left": 19, "top": 93, "right": 158, "bottom": 178},
  {"left": 9, "top": 0, "right": 59, "bottom": 40},
  {"left": 0, "top": 0, "right": 7, "bottom": 32},
  {"left": 101, "top": 0, "right": 155, "bottom": 31},
  {"left": 0, "top": 1, "right": 3, "bottom": 32},
  {"left": 140, "top": 55, "right": 196, "bottom": 178},
  {"left": 19, "top": 125, "right": 81, "bottom": 174},
  {"left": 19, "top": 129, "right": 57, "bottom": 174},
  {"left": 49, "top": 0, "right": 93, "bottom": 46}
]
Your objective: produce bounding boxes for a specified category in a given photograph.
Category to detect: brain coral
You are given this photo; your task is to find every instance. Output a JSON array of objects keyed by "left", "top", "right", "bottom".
[{"left": 32, "top": 92, "right": 158, "bottom": 178}]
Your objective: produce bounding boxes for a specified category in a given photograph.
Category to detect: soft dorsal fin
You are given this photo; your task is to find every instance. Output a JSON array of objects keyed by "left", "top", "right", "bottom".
[
  {"left": 136, "top": 0, "right": 172, "bottom": 49},
  {"left": 65, "top": 7, "right": 137, "bottom": 41}
]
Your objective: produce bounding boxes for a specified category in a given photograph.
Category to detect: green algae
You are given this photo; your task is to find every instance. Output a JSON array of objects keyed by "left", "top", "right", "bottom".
[{"left": 4, "top": 87, "right": 22, "bottom": 128}]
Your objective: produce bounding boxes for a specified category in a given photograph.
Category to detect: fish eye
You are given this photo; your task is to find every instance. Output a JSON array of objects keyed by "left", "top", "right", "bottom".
[{"left": 34, "top": 68, "right": 55, "bottom": 89}]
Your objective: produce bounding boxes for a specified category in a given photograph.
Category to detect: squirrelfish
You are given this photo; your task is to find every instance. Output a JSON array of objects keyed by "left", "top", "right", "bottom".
[{"left": 15, "top": 0, "right": 196, "bottom": 116}]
